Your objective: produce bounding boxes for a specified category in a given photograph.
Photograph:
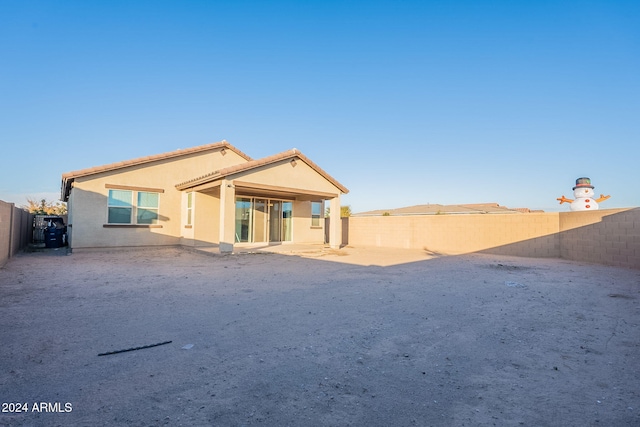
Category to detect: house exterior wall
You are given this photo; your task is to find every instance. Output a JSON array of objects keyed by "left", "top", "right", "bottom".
[
  {"left": 192, "top": 191, "right": 220, "bottom": 246},
  {"left": 66, "top": 190, "right": 75, "bottom": 246},
  {"left": 291, "top": 200, "right": 325, "bottom": 243},
  {"left": 231, "top": 159, "right": 342, "bottom": 196},
  {"left": 68, "top": 149, "right": 246, "bottom": 249}
]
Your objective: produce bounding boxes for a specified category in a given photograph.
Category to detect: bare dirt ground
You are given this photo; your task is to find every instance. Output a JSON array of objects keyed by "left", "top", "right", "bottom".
[{"left": 1, "top": 246, "right": 639, "bottom": 427}]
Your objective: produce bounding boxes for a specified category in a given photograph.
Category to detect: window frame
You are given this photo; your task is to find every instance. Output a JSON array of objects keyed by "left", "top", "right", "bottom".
[
  {"left": 311, "top": 201, "right": 323, "bottom": 228},
  {"left": 136, "top": 191, "right": 160, "bottom": 225},
  {"left": 186, "top": 192, "right": 193, "bottom": 226},
  {"left": 107, "top": 189, "right": 133, "bottom": 224},
  {"left": 105, "top": 185, "right": 164, "bottom": 227}
]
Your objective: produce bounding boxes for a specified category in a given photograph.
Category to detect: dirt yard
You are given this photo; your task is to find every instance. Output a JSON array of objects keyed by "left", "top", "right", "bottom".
[{"left": 1, "top": 246, "right": 639, "bottom": 426}]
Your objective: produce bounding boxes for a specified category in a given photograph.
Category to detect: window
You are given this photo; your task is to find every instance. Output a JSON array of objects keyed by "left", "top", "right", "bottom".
[
  {"left": 137, "top": 192, "right": 159, "bottom": 224},
  {"left": 186, "top": 192, "right": 193, "bottom": 225},
  {"left": 311, "top": 201, "right": 322, "bottom": 227},
  {"left": 108, "top": 190, "right": 133, "bottom": 224},
  {"left": 107, "top": 189, "right": 160, "bottom": 225}
]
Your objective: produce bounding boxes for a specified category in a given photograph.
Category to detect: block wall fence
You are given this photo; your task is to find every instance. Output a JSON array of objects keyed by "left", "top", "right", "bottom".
[
  {"left": 346, "top": 208, "right": 640, "bottom": 269},
  {"left": 0, "top": 200, "right": 33, "bottom": 268}
]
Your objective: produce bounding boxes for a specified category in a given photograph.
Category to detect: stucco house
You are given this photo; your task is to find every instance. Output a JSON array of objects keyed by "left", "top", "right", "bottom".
[{"left": 61, "top": 141, "right": 348, "bottom": 253}]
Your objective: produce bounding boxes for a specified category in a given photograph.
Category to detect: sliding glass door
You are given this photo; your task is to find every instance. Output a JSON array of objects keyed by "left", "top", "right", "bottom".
[
  {"left": 235, "top": 198, "right": 252, "bottom": 243},
  {"left": 282, "top": 201, "right": 292, "bottom": 241},
  {"left": 268, "top": 201, "right": 281, "bottom": 242},
  {"left": 235, "top": 197, "right": 292, "bottom": 243}
]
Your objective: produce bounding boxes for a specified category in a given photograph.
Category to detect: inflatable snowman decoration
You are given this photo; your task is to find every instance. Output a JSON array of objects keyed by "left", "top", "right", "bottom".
[{"left": 557, "top": 177, "right": 610, "bottom": 211}]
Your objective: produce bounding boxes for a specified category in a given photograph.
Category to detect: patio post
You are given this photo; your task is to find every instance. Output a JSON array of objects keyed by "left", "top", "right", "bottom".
[
  {"left": 219, "top": 179, "right": 236, "bottom": 253},
  {"left": 329, "top": 195, "right": 342, "bottom": 249}
]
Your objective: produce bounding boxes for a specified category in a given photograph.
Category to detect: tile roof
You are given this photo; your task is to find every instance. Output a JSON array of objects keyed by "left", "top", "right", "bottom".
[
  {"left": 61, "top": 141, "right": 251, "bottom": 201},
  {"left": 175, "top": 148, "right": 349, "bottom": 194}
]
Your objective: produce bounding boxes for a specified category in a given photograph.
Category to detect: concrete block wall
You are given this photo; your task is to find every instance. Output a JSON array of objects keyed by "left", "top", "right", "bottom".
[
  {"left": 0, "top": 200, "right": 12, "bottom": 267},
  {"left": 0, "top": 200, "right": 33, "bottom": 268},
  {"left": 348, "top": 212, "right": 561, "bottom": 257},
  {"left": 347, "top": 208, "right": 640, "bottom": 269},
  {"left": 559, "top": 208, "right": 639, "bottom": 268}
]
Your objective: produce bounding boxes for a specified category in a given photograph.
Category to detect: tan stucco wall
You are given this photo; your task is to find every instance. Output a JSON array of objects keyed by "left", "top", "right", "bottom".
[
  {"left": 347, "top": 208, "right": 640, "bottom": 269},
  {"left": 291, "top": 200, "right": 325, "bottom": 243},
  {"left": 192, "top": 191, "right": 220, "bottom": 246},
  {"left": 68, "top": 149, "right": 246, "bottom": 249},
  {"left": 231, "top": 159, "right": 342, "bottom": 196}
]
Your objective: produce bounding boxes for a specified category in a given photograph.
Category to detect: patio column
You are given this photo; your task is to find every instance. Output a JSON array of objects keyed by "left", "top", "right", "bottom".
[
  {"left": 328, "top": 195, "right": 342, "bottom": 249},
  {"left": 219, "top": 179, "right": 236, "bottom": 253}
]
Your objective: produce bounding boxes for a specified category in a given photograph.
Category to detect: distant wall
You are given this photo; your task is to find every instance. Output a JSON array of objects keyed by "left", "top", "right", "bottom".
[
  {"left": 0, "top": 200, "right": 33, "bottom": 268},
  {"left": 346, "top": 208, "right": 639, "bottom": 269}
]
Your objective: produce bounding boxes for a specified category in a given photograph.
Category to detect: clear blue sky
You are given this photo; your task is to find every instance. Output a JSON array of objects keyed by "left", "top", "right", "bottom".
[{"left": 1, "top": 0, "right": 638, "bottom": 213}]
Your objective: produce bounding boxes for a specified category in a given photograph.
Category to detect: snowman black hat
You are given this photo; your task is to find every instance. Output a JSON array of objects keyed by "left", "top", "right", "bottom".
[{"left": 573, "top": 177, "right": 594, "bottom": 190}]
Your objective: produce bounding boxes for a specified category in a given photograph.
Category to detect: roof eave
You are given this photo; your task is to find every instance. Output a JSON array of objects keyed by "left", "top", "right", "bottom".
[{"left": 61, "top": 140, "right": 249, "bottom": 200}]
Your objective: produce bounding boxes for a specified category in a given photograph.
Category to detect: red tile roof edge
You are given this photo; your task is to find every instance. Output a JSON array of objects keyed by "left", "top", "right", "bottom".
[
  {"left": 62, "top": 141, "right": 250, "bottom": 180},
  {"left": 60, "top": 141, "right": 251, "bottom": 201}
]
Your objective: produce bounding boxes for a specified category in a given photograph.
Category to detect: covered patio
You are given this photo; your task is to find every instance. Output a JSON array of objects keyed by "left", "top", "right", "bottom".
[{"left": 176, "top": 149, "right": 348, "bottom": 253}]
